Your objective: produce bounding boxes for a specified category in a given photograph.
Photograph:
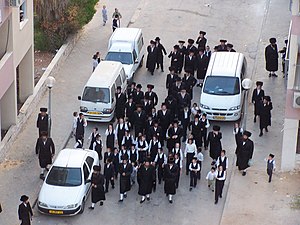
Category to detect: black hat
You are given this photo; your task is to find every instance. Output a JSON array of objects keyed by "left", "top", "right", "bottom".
[
  {"left": 199, "top": 31, "right": 206, "bottom": 35},
  {"left": 20, "top": 195, "right": 29, "bottom": 202},
  {"left": 227, "top": 43, "right": 233, "bottom": 48},
  {"left": 284, "top": 39, "right": 288, "bottom": 44},
  {"left": 136, "top": 104, "right": 142, "bottom": 108},
  {"left": 198, "top": 47, "right": 205, "bottom": 52},
  {"left": 173, "top": 45, "right": 179, "bottom": 49},
  {"left": 256, "top": 81, "right": 263, "bottom": 86},
  {"left": 147, "top": 84, "right": 154, "bottom": 89},
  {"left": 194, "top": 114, "right": 200, "bottom": 119},
  {"left": 264, "top": 96, "right": 271, "bottom": 101},
  {"left": 243, "top": 130, "right": 252, "bottom": 137},
  {"left": 180, "top": 86, "right": 186, "bottom": 91},
  {"left": 220, "top": 39, "right": 227, "bottom": 43},
  {"left": 131, "top": 143, "right": 136, "bottom": 147},
  {"left": 131, "top": 82, "right": 136, "bottom": 86},
  {"left": 150, "top": 40, "right": 156, "bottom": 44},
  {"left": 185, "top": 69, "right": 193, "bottom": 74},
  {"left": 144, "top": 157, "right": 151, "bottom": 163},
  {"left": 202, "top": 113, "right": 207, "bottom": 117},
  {"left": 41, "top": 131, "right": 48, "bottom": 136},
  {"left": 93, "top": 165, "right": 101, "bottom": 171},
  {"left": 136, "top": 84, "right": 142, "bottom": 89},
  {"left": 121, "top": 154, "right": 129, "bottom": 160},
  {"left": 214, "top": 45, "right": 219, "bottom": 50},
  {"left": 189, "top": 48, "right": 195, "bottom": 53},
  {"left": 192, "top": 156, "right": 197, "bottom": 160},
  {"left": 117, "top": 86, "right": 121, "bottom": 90},
  {"left": 40, "top": 107, "right": 47, "bottom": 112},
  {"left": 168, "top": 157, "right": 175, "bottom": 164},
  {"left": 213, "top": 125, "right": 220, "bottom": 131},
  {"left": 269, "top": 153, "right": 275, "bottom": 158},
  {"left": 153, "top": 119, "right": 159, "bottom": 124},
  {"left": 155, "top": 37, "right": 160, "bottom": 41},
  {"left": 169, "top": 66, "right": 176, "bottom": 71},
  {"left": 173, "top": 119, "right": 179, "bottom": 124},
  {"left": 176, "top": 77, "right": 181, "bottom": 82},
  {"left": 269, "top": 38, "right": 276, "bottom": 44},
  {"left": 178, "top": 40, "right": 185, "bottom": 44},
  {"left": 188, "top": 39, "right": 195, "bottom": 44}
]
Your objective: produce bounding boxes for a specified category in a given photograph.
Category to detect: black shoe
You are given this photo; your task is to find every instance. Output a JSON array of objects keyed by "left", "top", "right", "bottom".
[
  {"left": 259, "top": 132, "right": 263, "bottom": 137},
  {"left": 186, "top": 172, "right": 189, "bottom": 176},
  {"left": 273, "top": 73, "right": 278, "bottom": 77},
  {"left": 254, "top": 117, "right": 256, "bottom": 123},
  {"left": 212, "top": 190, "right": 214, "bottom": 192},
  {"left": 220, "top": 194, "right": 222, "bottom": 198},
  {"left": 242, "top": 171, "right": 246, "bottom": 176},
  {"left": 151, "top": 72, "right": 154, "bottom": 75},
  {"left": 196, "top": 84, "right": 200, "bottom": 87},
  {"left": 100, "top": 201, "right": 103, "bottom": 206},
  {"left": 215, "top": 200, "right": 218, "bottom": 204},
  {"left": 124, "top": 193, "right": 127, "bottom": 198},
  {"left": 158, "top": 180, "right": 161, "bottom": 184},
  {"left": 189, "top": 187, "right": 192, "bottom": 191},
  {"left": 147, "top": 196, "right": 150, "bottom": 201},
  {"left": 169, "top": 200, "right": 173, "bottom": 204},
  {"left": 105, "top": 190, "right": 108, "bottom": 193},
  {"left": 204, "top": 146, "right": 208, "bottom": 150},
  {"left": 140, "top": 199, "right": 145, "bottom": 204},
  {"left": 112, "top": 186, "right": 115, "bottom": 189},
  {"left": 265, "top": 128, "right": 268, "bottom": 132},
  {"left": 161, "top": 69, "right": 164, "bottom": 72},
  {"left": 40, "top": 174, "right": 45, "bottom": 180},
  {"left": 269, "top": 73, "right": 272, "bottom": 77},
  {"left": 118, "top": 199, "right": 123, "bottom": 202},
  {"left": 89, "top": 206, "right": 94, "bottom": 210}
]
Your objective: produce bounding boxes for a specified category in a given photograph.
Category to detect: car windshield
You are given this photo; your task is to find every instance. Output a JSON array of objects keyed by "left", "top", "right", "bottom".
[
  {"left": 105, "top": 52, "right": 133, "bottom": 65},
  {"left": 82, "top": 87, "right": 110, "bottom": 103},
  {"left": 203, "top": 76, "right": 240, "bottom": 95},
  {"left": 46, "top": 166, "right": 82, "bottom": 187}
]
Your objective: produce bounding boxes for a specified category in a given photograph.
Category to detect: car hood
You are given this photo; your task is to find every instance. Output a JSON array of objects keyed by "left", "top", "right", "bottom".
[
  {"left": 39, "top": 183, "right": 82, "bottom": 206},
  {"left": 200, "top": 92, "right": 241, "bottom": 109}
]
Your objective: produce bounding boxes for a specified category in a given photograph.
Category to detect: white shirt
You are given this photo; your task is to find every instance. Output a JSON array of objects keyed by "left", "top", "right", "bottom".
[
  {"left": 233, "top": 127, "right": 243, "bottom": 135},
  {"left": 197, "top": 152, "right": 204, "bottom": 162},
  {"left": 172, "top": 148, "right": 183, "bottom": 159},
  {"left": 206, "top": 171, "right": 216, "bottom": 181},
  {"left": 215, "top": 170, "right": 226, "bottom": 180},
  {"left": 154, "top": 153, "right": 167, "bottom": 164},
  {"left": 201, "top": 118, "right": 210, "bottom": 128},
  {"left": 184, "top": 143, "right": 197, "bottom": 157},
  {"left": 189, "top": 162, "right": 200, "bottom": 172},
  {"left": 264, "top": 158, "right": 276, "bottom": 169},
  {"left": 216, "top": 156, "right": 228, "bottom": 169}
]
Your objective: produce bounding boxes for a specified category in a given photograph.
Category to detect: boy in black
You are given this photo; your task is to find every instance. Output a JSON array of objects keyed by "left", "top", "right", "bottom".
[
  {"left": 104, "top": 158, "right": 115, "bottom": 192},
  {"left": 189, "top": 157, "right": 200, "bottom": 191},
  {"left": 265, "top": 153, "right": 276, "bottom": 183}
]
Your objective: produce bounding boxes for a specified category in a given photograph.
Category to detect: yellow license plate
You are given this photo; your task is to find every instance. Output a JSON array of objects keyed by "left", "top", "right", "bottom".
[
  {"left": 213, "top": 116, "right": 226, "bottom": 120},
  {"left": 88, "top": 111, "right": 101, "bottom": 115},
  {"left": 49, "top": 210, "right": 64, "bottom": 215}
]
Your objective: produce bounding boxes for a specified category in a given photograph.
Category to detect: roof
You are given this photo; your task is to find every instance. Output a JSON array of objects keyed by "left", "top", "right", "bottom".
[
  {"left": 85, "top": 61, "right": 123, "bottom": 87},
  {"left": 207, "top": 52, "right": 245, "bottom": 77},
  {"left": 53, "top": 148, "right": 91, "bottom": 168},
  {"left": 108, "top": 42, "right": 133, "bottom": 52},
  {"left": 110, "top": 28, "right": 141, "bottom": 42}
]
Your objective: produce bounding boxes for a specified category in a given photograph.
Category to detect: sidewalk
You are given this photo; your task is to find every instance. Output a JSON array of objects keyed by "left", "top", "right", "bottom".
[
  {"left": 220, "top": 0, "right": 300, "bottom": 224},
  {"left": 0, "top": 1, "right": 140, "bottom": 224}
]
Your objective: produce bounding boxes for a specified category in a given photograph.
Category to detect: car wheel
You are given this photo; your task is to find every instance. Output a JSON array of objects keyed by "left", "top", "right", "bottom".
[{"left": 79, "top": 199, "right": 85, "bottom": 214}]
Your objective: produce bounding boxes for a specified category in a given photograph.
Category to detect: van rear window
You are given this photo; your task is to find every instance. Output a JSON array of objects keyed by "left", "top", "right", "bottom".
[
  {"left": 82, "top": 87, "right": 110, "bottom": 103},
  {"left": 203, "top": 76, "right": 240, "bottom": 95}
]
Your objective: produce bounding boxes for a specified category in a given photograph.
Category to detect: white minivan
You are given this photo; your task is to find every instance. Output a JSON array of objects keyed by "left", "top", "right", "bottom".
[
  {"left": 200, "top": 52, "right": 247, "bottom": 121},
  {"left": 105, "top": 28, "right": 144, "bottom": 82},
  {"left": 78, "top": 61, "right": 127, "bottom": 122}
]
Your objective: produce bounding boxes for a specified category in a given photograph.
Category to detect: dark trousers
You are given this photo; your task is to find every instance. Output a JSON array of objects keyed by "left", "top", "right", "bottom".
[
  {"left": 215, "top": 179, "right": 225, "bottom": 202},
  {"left": 156, "top": 60, "right": 164, "bottom": 71},
  {"left": 139, "top": 151, "right": 147, "bottom": 163},
  {"left": 267, "top": 169, "right": 273, "bottom": 182},
  {"left": 135, "top": 126, "right": 144, "bottom": 137},
  {"left": 200, "top": 129, "right": 208, "bottom": 147},
  {"left": 105, "top": 177, "right": 115, "bottom": 191},
  {"left": 197, "top": 161, "right": 202, "bottom": 180},
  {"left": 181, "top": 120, "right": 189, "bottom": 141},
  {"left": 190, "top": 171, "right": 198, "bottom": 187},
  {"left": 175, "top": 172, "right": 180, "bottom": 188},
  {"left": 157, "top": 166, "right": 164, "bottom": 183},
  {"left": 186, "top": 153, "right": 194, "bottom": 175}
]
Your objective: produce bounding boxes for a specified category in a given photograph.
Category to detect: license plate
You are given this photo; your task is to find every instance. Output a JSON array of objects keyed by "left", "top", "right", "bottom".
[
  {"left": 88, "top": 111, "right": 101, "bottom": 115},
  {"left": 49, "top": 210, "right": 63, "bottom": 215},
  {"left": 213, "top": 116, "right": 226, "bottom": 120}
]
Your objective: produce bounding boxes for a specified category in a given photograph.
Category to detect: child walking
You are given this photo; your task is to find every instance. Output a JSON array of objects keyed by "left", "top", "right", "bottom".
[
  {"left": 189, "top": 157, "right": 200, "bottom": 191},
  {"left": 265, "top": 153, "right": 276, "bottom": 183},
  {"left": 102, "top": 5, "right": 108, "bottom": 26},
  {"left": 206, "top": 167, "right": 216, "bottom": 192}
]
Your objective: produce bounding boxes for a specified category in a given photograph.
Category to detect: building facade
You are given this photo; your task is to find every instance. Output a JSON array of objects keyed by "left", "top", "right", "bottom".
[
  {"left": 281, "top": 0, "right": 300, "bottom": 171},
  {"left": 0, "top": 0, "right": 34, "bottom": 142}
]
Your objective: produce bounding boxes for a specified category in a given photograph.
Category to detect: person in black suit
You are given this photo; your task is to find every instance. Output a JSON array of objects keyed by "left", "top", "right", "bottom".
[
  {"left": 178, "top": 40, "right": 187, "bottom": 73},
  {"left": 141, "top": 97, "right": 153, "bottom": 116},
  {"left": 166, "top": 66, "right": 178, "bottom": 95},
  {"left": 227, "top": 43, "right": 236, "bottom": 52},
  {"left": 207, "top": 125, "right": 222, "bottom": 161},
  {"left": 36, "top": 107, "right": 48, "bottom": 137},
  {"left": 133, "top": 84, "right": 144, "bottom": 105},
  {"left": 18, "top": 195, "right": 33, "bottom": 225},
  {"left": 115, "top": 86, "right": 127, "bottom": 120},
  {"left": 126, "top": 82, "right": 136, "bottom": 99},
  {"left": 132, "top": 105, "right": 147, "bottom": 137},
  {"left": 167, "top": 120, "right": 183, "bottom": 150},
  {"left": 157, "top": 103, "right": 172, "bottom": 141},
  {"left": 251, "top": 81, "right": 265, "bottom": 123},
  {"left": 196, "top": 48, "right": 209, "bottom": 87},
  {"left": 148, "top": 120, "right": 163, "bottom": 144},
  {"left": 146, "top": 40, "right": 158, "bottom": 75},
  {"left": 104, "top": 147, "right": 114, "bottom": 164},
  {"left": 145, "top": 115, "right": 154, "bottom": 142},
  {"left": 204, "top": 45, "right": 212, "bottom": 60},
  {"left": 177, "top": 88, "right": 191, "bottom": 114},
  {"left": 155, "top": 37, "right": 167, "bottom": 72},
  {"left": 35, "top": 131, "right": 55, "bottom": 180},
  {"left": 184, "top": 49, "right": 197, "bottom": 74},
  {"left": 186, "top": 39, "right": 198, "bottom": 55},
  {"left": 119, "top": 155, "right": 133, "bottom": 202},
  {"left": 196, "top": 31, "right": 207, "bottom": 50},
  {"left": 217, "top": 39, "right": 228, "bottom": 52},
  {"left": 145, "top": 84, "right": 158, "bottom": 106},
  {"left": 182, "top": 70, "right": 197, "bottom": 99},
  {"left": 170, "top": 77, "right": 185, "bottom": 97},
  {"left": 104, "top": 158, "right": 115, "bottom": 192},
  {"left": 164, "top": 95, "right": 178, "bottom": 121},
  {"left": 259, "top": 96, "right": 273, "bottom": 137},
  {"left": 125, "top": 97, "right": 136, "bottom": 125},
  {"left": 236, "top": 131, "right": 254, "bottom": 176},
  {"left": 88, "top": 165, "right": 106, "bottom": 209},
  {"left": 265, "top": 37, "right": 279, "bottom": 77},
  {"left": 168, "top": 45, "right": 181, "bottom": 73},
  {"left": 189, "top": 115, "right": 202, "bottom": 148},
  {"left": 164, "top": 157, "right": 179, "bottom": 203},
  {"left": 179, "top": 106, "right": 191, "bottom": 142}
]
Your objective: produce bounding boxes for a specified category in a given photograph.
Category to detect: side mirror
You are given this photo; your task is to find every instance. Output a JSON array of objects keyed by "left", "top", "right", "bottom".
[{"left": 78, "top": 96, "right": 81, "bottom": 100}]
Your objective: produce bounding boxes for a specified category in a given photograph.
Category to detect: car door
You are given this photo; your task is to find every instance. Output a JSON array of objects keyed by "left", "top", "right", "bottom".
[{"left": 83, "top": 162, "right": 91, "bottom": 197}]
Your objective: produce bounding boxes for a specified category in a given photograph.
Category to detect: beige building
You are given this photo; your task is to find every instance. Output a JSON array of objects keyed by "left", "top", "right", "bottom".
[
  {"left": 0, "top": 0, "right": 34, "bottom": 142},
  {"left": 281, "top": 0, "right": 300, "bottom": 170}
]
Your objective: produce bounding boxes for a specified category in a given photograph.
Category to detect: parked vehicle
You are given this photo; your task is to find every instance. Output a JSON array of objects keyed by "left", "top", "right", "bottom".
[
  {"left": 37, "top": 148, "right": 99, "bottom": 215},
  {"left": 200, "top": 52, "right": 247, "bottom": 121}
]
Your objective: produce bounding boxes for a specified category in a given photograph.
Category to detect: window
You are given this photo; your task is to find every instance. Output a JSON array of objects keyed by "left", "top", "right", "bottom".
[
  {"left": 83, "top": 164, "right": 90, "bottom": 181},
  {"left": 82, "top": 87, "right": 110, "bottom": 103},
  {"left": 116, "top": 75, "right": 122, "bottom": 87},
  {"left": 105, "top": 52, "right": 133, "bottom": 65},
  {"left": 19, "top": 1, "right": 26, "bottom": 23},
  {"left": 85, "top": 156, "right": 94, "bottom": 170},
  {"left": 203, "top": 76, "right": 240, "bottom": 95},
  {"left": 46, "top": 167, "right": 82, "bottom": 186}
]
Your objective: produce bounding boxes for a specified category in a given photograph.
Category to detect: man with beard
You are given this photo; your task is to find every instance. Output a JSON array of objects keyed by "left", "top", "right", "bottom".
[
  {"left": 155, "top": 37, "right": 167, "bottom": 72},
  {"left": 36, "top": 107, "right": 48, "bottom": 137},
  {"left": 265, "top": 38, "right": 279, "bottom": 77},
  {"left": 88, "top": 165, "right": 106, "bottom": 209},
  {"left": 119, "top": 155, "right": 133, "bottom": 202},
  {"left": 207, "top": 125, "right": 222, "bottom": 163},
  {"left": 115, "top": 86, "right": 127, "bottom": 120},
  {"left": 166, "top": 66, "right": 178, "bottom": 95},
  {"left": 146, "top": 40, "right": 158, "bottom": 75},
  {"left": 177, "top": 40, "right": 186, "bottom": 74},
  {"left": 137, "top": 158, "right": 156, "bottom": 203},
  {"left": 164, "top": 156, "right": 179, "bottom": 203},
  {"left": 236, "top": 131, "right": 254, "bottom": 176},
  {"left": 168, "top": 45, "right": 181, "bottom": 73}
]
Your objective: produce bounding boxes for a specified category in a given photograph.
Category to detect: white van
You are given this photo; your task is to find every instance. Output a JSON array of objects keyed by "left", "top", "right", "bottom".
[
  {"left": 78, "top": 61, "right": 127, "bottom": 122},
  {"left": 200, "top": 52, "right": 247, "bottom": 121},
  {"left": 105, "top": 28, "right": 145, "bottom": 82}
]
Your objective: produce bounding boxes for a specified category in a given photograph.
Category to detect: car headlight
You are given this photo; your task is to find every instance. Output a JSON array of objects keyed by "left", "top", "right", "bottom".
[
  {"left": 38, "top": 201, "right": 48, "bottom": 207},
  {"left": 200, "top": 104, "right": 210, "bottom": 110},
  {"left": 80, "top": 106, "right": 88, "bottom": 112},
  {"left": 229, "top": 106, "right": 240, "bottom": 111},
  {"left": 65, "top": 203, "right": 78, "bottom": 209},
  {"left": 103, "top": 108, "right": 113, "bottom": 114}
]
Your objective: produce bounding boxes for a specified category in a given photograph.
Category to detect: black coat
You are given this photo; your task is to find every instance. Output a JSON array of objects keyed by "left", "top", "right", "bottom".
[
  {"left": 186, "top": 45, "right": 198, "bottom": 55},
  {"left": 137, "top": 165, "right": 156, "bottom": 195},
  {"left": 156, "top": 43, "right": 167, "bottom": 64},
  {"left": 104, "top": 152, "right": 114, "bottom": 164},
  {"left": 259, "top": 102, "right": 273, "bottom": 129},
  {"left": 236, "top": 138, "right": 254, "bottom": 170},
  {"left": 35, "top": 137, "right": 55, "bottom": 168},
  {"left": 18, "top": 203, "right": 33, "bottom": 225},
  {"left": 177, "top": 93, "right": 191, "bottom": 109},
  {"left": 106, "top": 130, "right": 115, "bottom": 149},
  {"left": 178, "top": 46, "right": 186, "bottom": 69},
  {"left": 133, "top": 91, "right": 144, "bottom": 105},
  {"left": 145, "top": 91, "right": 158, "bottom": 106},
  {"left": 251, "top": 89, "right": 265, "bottom": 116},
  {"left": 166, "top": 73, "right": 178, "bottom": 90},
  {"left": 217, "top": 44, "right": 227, "bottom": 52},
  {"left": 119, "top": 163, "right": 133, "bottom": 193},
  {"left": 265, "top": 44, "right": 278, "bottom": 72},
  {"left": 125, "top": 102, "right": 136, "bottom": 122},
  {"left": 157, "top": 109, "right": 172, "bottom": 132},
  {"left": 184, "top": 55, "right": 197, "bottom": 72},
  {"left": 141, "top": 101, "right": 153, "bottom": 116},
  {"left": 164, "top": 97, "right": 178, "bottom": 120},
  {"left": 170, "top": 82, "right": 185, "bottom": 96},
  {"left": 36, "top": 113, "right": 48, "bottom": 134},
  {"left": 164, "top": 164, "right": 179, "bottom": 195},
  {"left": 196, "top": 54, "right": 209, "bottom": 79},
  {"left": 168, "top": 127, "right": 183, "bottom": 148},
  {"left": 207, "top": 132, "right": 222, "bottom": 160},
  {"left": 148, "top": 126, "right": 163, "bottom": 142},
  {"left": 146, "top": 46, "right": 158, "bottom": 72},
  {"left": 132, "top": 111, "right": 147, "bottom": 128},
  {"left": 104, "top": 163, "right": 115, "bottom": 179},
  {"left": 182, "top": 75, "right": 196, "bottom": 98},
  {"left": 168, "top": 51, "right": 181, "bottom": 71},
  {"left": 91, "top": 173, "right": 106, "bottom": 203},
  {"left": 196, "top": 37, "right": 207, "bottom": 50},
  {"left": 115, "top": 93, "right": 127, "bottom": 119}
]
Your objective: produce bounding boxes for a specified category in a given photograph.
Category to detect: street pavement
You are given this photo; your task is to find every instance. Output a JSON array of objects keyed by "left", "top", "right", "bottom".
[{"left": 0, "top": 0, "right": 299, "bottom": 225}]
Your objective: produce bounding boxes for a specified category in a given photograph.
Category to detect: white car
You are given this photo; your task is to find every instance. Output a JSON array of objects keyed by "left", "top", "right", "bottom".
[{"left": 38, "top": 148, "right": 99, "bottom": 216}]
